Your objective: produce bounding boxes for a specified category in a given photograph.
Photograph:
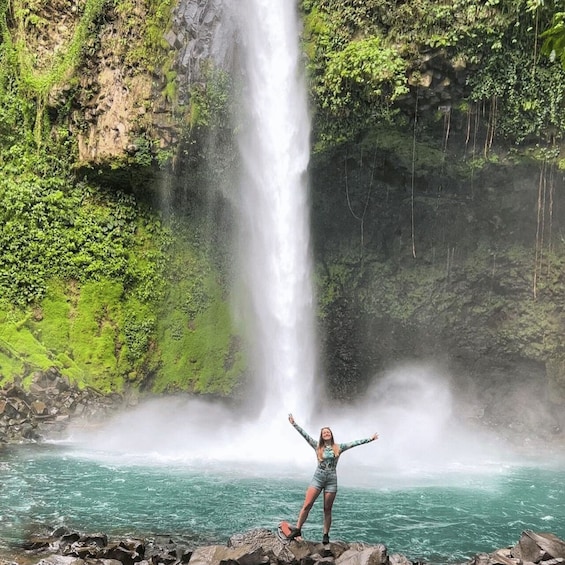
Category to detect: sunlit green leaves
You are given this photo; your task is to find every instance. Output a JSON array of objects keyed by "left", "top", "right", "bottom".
[
  {"left": 301, "top": 0, "right": 565, "bottom": 149},
  {"left": 468, "top": 49, "right": 565, "bottom": 142},
  {"left": 324, "top": 36, "right": 408, "bottom": 111},
  {"left": 541, "top": 11, "right": 565, "bottom": 66}
]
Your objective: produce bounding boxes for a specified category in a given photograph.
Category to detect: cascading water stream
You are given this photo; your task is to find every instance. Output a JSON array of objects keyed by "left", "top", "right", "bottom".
[
  {"left": 61, "top": 0, "right": 320, "bottom": 463},
  {"left": 234, "top": 0, "right": 316, "bottom": 420}
]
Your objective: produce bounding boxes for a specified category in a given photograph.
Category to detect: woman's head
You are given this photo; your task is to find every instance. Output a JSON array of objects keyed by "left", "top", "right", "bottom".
[
  {"left": 319, "top": 427, "right": 334, "bottom": 444},
  {"left": 317, "top": 427, "right": 340, "bottom": 460}
]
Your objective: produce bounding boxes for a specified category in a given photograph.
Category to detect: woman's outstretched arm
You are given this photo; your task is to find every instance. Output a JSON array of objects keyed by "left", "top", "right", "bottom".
[
  {"left": 288, "top": 413, "right": 317, "bottom": 449},
  {"left": 339, "top": 433, "right": 379, "bottom": 453}
]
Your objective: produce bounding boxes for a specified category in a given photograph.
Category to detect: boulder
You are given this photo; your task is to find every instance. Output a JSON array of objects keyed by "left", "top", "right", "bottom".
[
  {"left": 336, "top": 544, "right": 389, "bottom": 565},
  {"left": 512, "top": 531, "right": 565, "bottom": 562}
]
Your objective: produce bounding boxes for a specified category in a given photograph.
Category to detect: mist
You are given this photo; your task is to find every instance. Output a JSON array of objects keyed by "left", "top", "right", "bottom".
[{"left": 64, "top": 361, "right": 528, "bottom": 486}]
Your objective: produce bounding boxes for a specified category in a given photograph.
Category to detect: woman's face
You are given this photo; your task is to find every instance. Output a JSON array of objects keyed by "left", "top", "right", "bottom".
[{"left": 321, "top": 428, "right": 333, "bottom": 442}]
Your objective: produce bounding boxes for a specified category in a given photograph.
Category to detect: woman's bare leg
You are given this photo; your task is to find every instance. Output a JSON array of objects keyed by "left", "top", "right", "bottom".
[
  {"left": 296, "top": 486, "right": 322, "bottom": 530},
  {"left": 323, "top": 491, "right": 337, "bottom": 536}
]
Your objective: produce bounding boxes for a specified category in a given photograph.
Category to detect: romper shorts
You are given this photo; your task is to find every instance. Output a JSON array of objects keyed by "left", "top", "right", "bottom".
[{"left": 310, "top": 467, "right": 338, "bottom": 492}]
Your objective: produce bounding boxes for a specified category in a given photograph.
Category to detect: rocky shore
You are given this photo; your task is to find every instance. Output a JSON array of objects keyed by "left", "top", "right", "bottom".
[{"left": 1, "top": 527, "right": 564, "bottom": 565}]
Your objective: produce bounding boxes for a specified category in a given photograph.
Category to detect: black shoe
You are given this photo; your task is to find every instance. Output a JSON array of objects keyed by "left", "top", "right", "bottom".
[
  {"left": 322, "top": 534, "right": 330, "bottom": 544},
  {"left": 289, "top": 527, "right": 302, "bottom": 540}
]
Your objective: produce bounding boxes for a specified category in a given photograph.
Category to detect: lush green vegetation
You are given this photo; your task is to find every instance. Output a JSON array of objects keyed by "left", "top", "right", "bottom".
[
  {"left": 2, "top": 0, "right": 565, "bottom": 402},
  {"left": 0, "top": 0, "right": 243, "bottom": 393},
  {"left": 542, "top": 9, "right": 565, "bottom": 66},
  {"left": 299, "top": 1, "right": 565, "bottom": 403},
  {"left": 301, "top": 0, "right": 565, "bottom": 158}
]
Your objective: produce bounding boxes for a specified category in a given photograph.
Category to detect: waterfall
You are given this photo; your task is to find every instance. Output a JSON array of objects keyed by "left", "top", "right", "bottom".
[
  {"left": 65, "top": 0, "right": 322, "bottom": 463},
  {"left": 234, "top": 0, "right": 317, "bottom": 420},
  {"left": 65, "top": 2, "right": 505, "bottom": 471}
]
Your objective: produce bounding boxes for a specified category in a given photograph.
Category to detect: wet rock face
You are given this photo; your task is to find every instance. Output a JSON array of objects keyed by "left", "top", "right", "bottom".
[
  {"left": 59, "top": 0, "right": 163, "bottom": 165},
  {"left": 169, "top": 0, "right": 237, "bottom": 102},
  {"left": 73, "top": 0, "right": 239, "bottom": 166},
  {"left": 0, "top": 368, "right": 123, "bottom": 444}
]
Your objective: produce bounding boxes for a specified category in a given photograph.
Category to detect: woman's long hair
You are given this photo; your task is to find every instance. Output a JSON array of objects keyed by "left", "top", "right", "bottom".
[{"left": 317, "top": 427, "right": 340, "bottom": 461}]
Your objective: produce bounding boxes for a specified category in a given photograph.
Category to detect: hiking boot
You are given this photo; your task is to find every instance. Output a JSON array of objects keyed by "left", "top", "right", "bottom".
[{"left": 289, "top": 527, "right": 302, "bottom": 540}]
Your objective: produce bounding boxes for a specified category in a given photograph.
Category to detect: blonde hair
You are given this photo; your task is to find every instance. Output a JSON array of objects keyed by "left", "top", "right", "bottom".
[{"left": 317, "top": 427, "right": 340, "bottom": 461}]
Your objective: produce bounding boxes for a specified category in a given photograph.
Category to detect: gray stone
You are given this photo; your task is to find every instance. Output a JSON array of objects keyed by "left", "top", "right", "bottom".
[
  {"left": 336, "top": 544, "right": 389, "bottom": 565},
  {"left": 513, "top": 531, "right": 565, "bottom": 562}
]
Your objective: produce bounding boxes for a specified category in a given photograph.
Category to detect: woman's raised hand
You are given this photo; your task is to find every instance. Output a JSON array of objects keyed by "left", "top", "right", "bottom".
[
  {"left": 288, "top": 413, "right": 295, "bottom": 425},
  {"left": 371, "top": 433, "right": 379, "bottom": 441}
]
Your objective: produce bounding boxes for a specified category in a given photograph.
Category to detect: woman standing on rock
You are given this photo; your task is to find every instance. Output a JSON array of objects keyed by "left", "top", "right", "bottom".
[{"left": 287, "top": 413, "right": 378, "bottom": 544}]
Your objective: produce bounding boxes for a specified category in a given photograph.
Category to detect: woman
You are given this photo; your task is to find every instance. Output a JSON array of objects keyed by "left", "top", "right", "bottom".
[{"left": 288, "top": 413, "right": 378, "bottom": 544}]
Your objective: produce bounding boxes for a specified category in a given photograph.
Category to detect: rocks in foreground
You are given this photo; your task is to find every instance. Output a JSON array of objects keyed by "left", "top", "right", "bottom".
[
  {"left": 3, "top": 528, "right": 565, "bottom": 565},
  {"left": 470, "top": 531, "right": 565, "bottom": 565},
  {"left": 1, "top": 527, "right": 395, "bottom": 565}
]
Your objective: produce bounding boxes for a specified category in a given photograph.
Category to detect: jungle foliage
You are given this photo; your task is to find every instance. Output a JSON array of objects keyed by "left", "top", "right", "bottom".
[
  {"left": 301, "top": 0, "right": 565, "bottom": 154},
  {"left": 299, "top": 0, "right": 565, "bottom": 403},
  {"left": 0, "top": 0, "right": 243, "bottom": 393},
  {"left": 2, "top": 0, "right": 565, "bottom": 398}
]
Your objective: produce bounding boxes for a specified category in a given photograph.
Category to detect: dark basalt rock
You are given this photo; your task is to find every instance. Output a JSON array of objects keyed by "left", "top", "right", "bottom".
[
  {"left": 6, "top": 527, "right": 565, "bottom": 565},
  {"left": 0, "top": 368, "right": 124, "bottom": 444}
]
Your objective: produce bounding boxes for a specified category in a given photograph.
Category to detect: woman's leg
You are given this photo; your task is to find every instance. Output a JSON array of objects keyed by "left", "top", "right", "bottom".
[
  {"left": 323, "top": 491, "right": 337, "bottom": 536},
  {"left": 296, "top": 486, "right": 322, "bottom": 530}
]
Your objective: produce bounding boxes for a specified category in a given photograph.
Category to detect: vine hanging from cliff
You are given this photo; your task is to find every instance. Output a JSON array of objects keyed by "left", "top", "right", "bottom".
[{"left": 301, "top": 0, "right": 565, "bottom": 156}]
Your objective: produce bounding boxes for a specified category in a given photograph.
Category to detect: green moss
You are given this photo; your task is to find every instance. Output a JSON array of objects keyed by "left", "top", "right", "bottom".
[
  {"left": 68, "top": 279, "right": 124, "bottom": 391},
  {"left": 360, "top": 262, "right": 450, "bottom": 323},
  {"left": 319, "top": 236, "right": 565, "bottom": 371},
  {"left": 188, "top": 63, "right": 232, "bottom": 129},
  {"left": 152, "top": 222, "right": 245, "bottom": 394},
  {"left": 0, "top": 295, "right": 78, "bottom": 386},
  {"left": 37, "top": 279, "right": 71, "bottom": 352},
  {"left": 0, "top": 352, "right": 23, "bottom": 386},
  {"left": 0, "top": 308, "right": 55, "bottom": 381},
  {"left": 3, "top": 0, "right": 109, "bottom": 143},
  {"left": 121, "top": 297, "right": 156, "bottom": 365},
  {"left": 0, "top": 198, "right": 244, "bottom": 395},
  {"left": 115, "top": 0, "right": 174, "bottom": 72},
  {"left": 155, "top": 272, "right": 244, "bottom": 394},
  {"left": 360, "top": 126, "right": 464, "bottom": 178}
]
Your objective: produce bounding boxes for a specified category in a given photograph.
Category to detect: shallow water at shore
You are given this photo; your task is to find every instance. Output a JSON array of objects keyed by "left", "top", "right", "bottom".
[{"left": 1, "top": 443, "right": 564, "bottom": 564}]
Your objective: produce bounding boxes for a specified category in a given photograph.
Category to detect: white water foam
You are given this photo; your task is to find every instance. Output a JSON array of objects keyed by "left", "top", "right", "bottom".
[{"left": 65, "top": 362, "right": 515, "bottom": 486}]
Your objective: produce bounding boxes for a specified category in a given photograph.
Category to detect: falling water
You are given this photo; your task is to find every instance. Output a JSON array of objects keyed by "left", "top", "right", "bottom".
[
  {"left": 61, "top": 0, "right": 320, "bottom": 462},
  {"left": 234, "top": 0, "right": 317, "bottom": 419},
  {"left": 63, "top": 0, "right": 510, "bottom": 470}
]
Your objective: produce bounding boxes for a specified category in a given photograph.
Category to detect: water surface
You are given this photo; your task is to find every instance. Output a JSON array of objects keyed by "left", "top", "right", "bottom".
[{"left": 1, "top": 443, "right": 564, "bottom": 564}]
